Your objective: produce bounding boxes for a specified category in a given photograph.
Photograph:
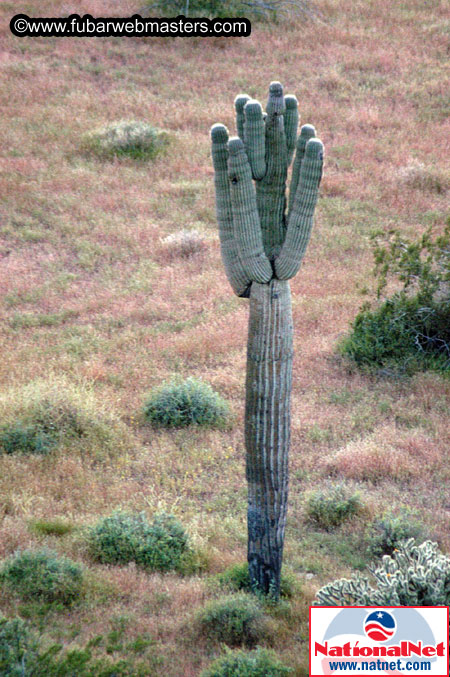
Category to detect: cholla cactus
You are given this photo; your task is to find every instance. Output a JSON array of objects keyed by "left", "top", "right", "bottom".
[
  {"left": 211, "top": 82, "right": 323, "bottom": 597},
  {"left": 315, "top": 539, "right": 450, "bottom": 608}
]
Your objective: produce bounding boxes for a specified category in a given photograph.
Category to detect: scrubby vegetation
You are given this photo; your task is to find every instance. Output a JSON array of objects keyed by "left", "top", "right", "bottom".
[
  {"left": 87, "top": 511, "right": 191, "bottom": 572},
  {"left": 365, "top": 508, "right": 426, "bottom": 559},
  {"left": 213, "top": 562, "right": 297, "bottom": 598},
  {"left": 200, "top": 647, "right": 292, "bottom": 676},
  {"left": 82, "top": 121, "right": 170, "bottom": 160},
  {"left": 145, "top": 0, "right": 321, "bottom": 21},
  {"left": 0, "top": 422, "right": 57, "bottom": 455},
  {"left": 340, "top": 224, "right": 450, "bottom": 374},
  {"left": 160, "top": 229, "right": 207, "bottom": 259},
  {"left": 29, "top": 518, "right": 76, "bottom": 537},
  {"left": 197, "top": 593, "right": 268, "bottom": 646},
  {"left": 0, "top": 616, "right": 149, "bottom": 676},
  {"left": 143, "top": 377, "right": 229, "bottom": 428},
  {"left": 0, "top": 380, "right": 133, "bottom": 458},
  {"left": 315, "top": 539, "right": 450, "bottom": 606},
  {"left": 305, "top": 483, "right": 362, "bottom": 529},
  {"left": 1, "top": 0, "right": 449, "bottom": 673},
  {"left": 0, "top": 549, "right": 83, "bottom": 605}
]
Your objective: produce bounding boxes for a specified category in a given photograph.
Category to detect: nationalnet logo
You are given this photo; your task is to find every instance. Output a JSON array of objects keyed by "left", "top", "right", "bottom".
[
  {"left": 310, "top": 606, "right": 449, "bottom": 676},
  {"left": 364, "top": 610, "right": 397, "bottom": 642}
]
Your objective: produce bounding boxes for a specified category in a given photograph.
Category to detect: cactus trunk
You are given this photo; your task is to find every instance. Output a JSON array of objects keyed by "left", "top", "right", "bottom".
[
  {"left": 211, "top": 82, "right": 323, "bottom": 599},
  {"left": 246, "top": 279, "right": 293, "bottom": 594}
]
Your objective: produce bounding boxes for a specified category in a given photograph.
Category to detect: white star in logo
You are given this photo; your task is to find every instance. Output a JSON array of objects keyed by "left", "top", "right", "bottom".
[{"left": 377, "top": 612, "right": 383, "bottom": 619}]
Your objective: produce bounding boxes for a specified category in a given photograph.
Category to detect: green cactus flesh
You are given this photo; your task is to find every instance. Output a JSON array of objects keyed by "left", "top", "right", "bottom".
[
  {"left": 246, "top": 279, "right": 293, "bottom": 595},
  {"left": 315, "top": 539, "right": 450, "bottom": 609},
  {"left": 211, "top": 82, "right": 323, "bottom": 597}
]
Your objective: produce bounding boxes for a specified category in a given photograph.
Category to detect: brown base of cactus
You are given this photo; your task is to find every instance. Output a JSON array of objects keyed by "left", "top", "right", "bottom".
[{"left": 245, "top": 279, "right": 293, "bottom": 597}]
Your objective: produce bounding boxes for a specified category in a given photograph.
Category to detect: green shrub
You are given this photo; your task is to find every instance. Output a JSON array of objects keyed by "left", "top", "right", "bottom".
[
  {"left": 315, "top": 539, "right": 450, "bottom": 606},
  {"left": 143, "top": 377, "right": 229, "bottom": 428},
  {"left": 305, "top": 483, "right": 362, "bottom": 530},
  {"left": 201, "top": 647, "right": 292, "bottom": 676},
  {"left": 144, "top": 0, "right": 321, "bottom": 21},
  {"left": 365, "top": 508, "right": 426, "bottom": 559},
  {"left": 87, "top": 511, "right": 189, "bottom": 572},
  {"left": 340, "top": 224, "right": 450, "bottom": 374},
  {"left": 0, "top": 380, "right": 133, "bottom": 458},
  {"left": 29, "top": 518, "right": 76, "bottom": 537},
  {"left": 83, "top": 121, "right": 170, "bottom": 160},
  {"left": 197, "top": 594, "right": 267, "bottom": 647},
  {"left": 0, "top": 422, "right": 57, "bottom": 455},
  {"left": 0, "top": 616, "right": 149, "bottom": 676},
  {"left": 214, "top": 562, "right": 296, "bottom": 599},
  {"left": 0, "top": 549, "right": 83, "bottom": 605},
  {"left": 0, "top": 616, "right": 39, "bottom": 676},
  {"left": 339, "top": 294, "right": 450, "bottom": 374}
]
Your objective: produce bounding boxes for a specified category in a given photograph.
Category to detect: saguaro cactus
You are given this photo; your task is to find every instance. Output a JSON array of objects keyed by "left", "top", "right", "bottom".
[{"left": 211, "top": 82, "right": 323, "bottom": 597}]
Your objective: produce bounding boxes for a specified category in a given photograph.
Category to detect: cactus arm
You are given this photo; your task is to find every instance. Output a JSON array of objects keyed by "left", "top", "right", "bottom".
[
  {"left": 246, "top": 279, "right": 293, "bottom": 595},
  {"left": 288, "top": 124, "right": 316, "bottom": 216},
  {"left": 211, "top": 124, "right": 252, "bottom": 297},
  {"left": 235, "top": 94, "right": 251, "bottom": 141},
  {"left": 243, "top": 100, "right": 266, "bottom": 181},
  {"left": 227, "top": 137, "right": 273, "bottom": 284},
  {"left": 284, "top": 95, "right": 299, "bottom": 166},
  {"left": 275, "top": 138, "right": 323, "bottom": 280},
  {"left": 256, "top": 82, "right": 289, "bottom": 260}
]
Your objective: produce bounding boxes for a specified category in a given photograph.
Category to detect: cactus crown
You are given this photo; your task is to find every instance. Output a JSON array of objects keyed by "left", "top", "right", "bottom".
[{"left": 211, "top": 81, "right": 324, "bottom": 298}]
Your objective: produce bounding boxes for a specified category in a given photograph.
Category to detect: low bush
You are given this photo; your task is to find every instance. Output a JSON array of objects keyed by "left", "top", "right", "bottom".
[
  {"left": 339, "top": 293, "right": 450, "bottom": 374},
  {"left": 143, "top": 377, "right": 229, "bottom": 428},
  {"left": 0, "top": 616, "right": 39, "bottom": 676},
  {"left": 87, "top": 511, "right": 190, "bottom": 572},
  {"left": 0, "top": 422, "right": 56, "bottom": 455},
  {"left": 0, "top": 549, "right": 83, "bottom": 605},
  {"left": 83, "top": 120, "right": 170, "bottom": 160},
  {"left": 29, "top": 518, "right": 76, "bottom": 537},
  {"left": 197, "top": 593, "right": 267, "bottom": 647},
  {"left": 201, "top": 647, "right": 292, "bottom": 676},
  {"left": 144, "top": 0, "right": 321, "bottom": 22},
  {"left": 214, "top": 562, "right": 296, "bottom": 599},
  {"left": 0, "top": 379, "right": 133, "bottom": 458},
  {"left": 315, "top": 539, "right": 450, "bottom": 607},
  {"left": 160, "top": 229, "right": 207, "bottom": 259},
  {"left": 339, "top": 224, "right": 450, "bottom": 374},
  {"left": 398, "top": 161, "right": 449, "bottom": 194},
  {"left": 365, "top": 508, "right": 426, "bottom": 559},
  {"left": 305, "top": 483, "right": 362, "bottom": 529},
  {"left": 0, "top": 615, "right": 148, "bottom": 676}
]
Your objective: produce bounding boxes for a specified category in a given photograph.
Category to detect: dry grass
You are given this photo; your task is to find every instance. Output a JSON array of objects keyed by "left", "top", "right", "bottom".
[
  {"left": 396, "top": 160, "right": 449, "bottom": 194},
  {"left": 325, "top": 426, "right": 443, "bottom": 483},
  {"left": 1, "top": 0, "right": 449, "bottom": 673}
]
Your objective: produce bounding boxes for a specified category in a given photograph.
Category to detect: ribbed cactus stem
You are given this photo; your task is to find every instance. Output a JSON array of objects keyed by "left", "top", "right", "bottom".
[
  {"left": 257, "top": 82, "right": 288, "bottom": 260},
  {"left": 284, "top": 95, "right": 299, "bottom": 166},
  {"left": 288, "top": 124, "right": 316, "bottom": 215},
  {"left": 211, "top": 82, "right": 324, "bottom": 599},
  {"left": 235, "top": 94, "right": 251, "bottom": 141},
  {"left": 246, "top": 279, "right": 293, "bottom": 595},
  {"left": 211, "top": 124, "right": 251, "bottom": 297},
  {"left": 228, "top": 137, "right": 273, "bottom": 284},
  {"left": 276, "top": 138, "right": 323, "bottom": 280},
  {"left": 244, "top": 100, "right": 266, "bottom": 180}
]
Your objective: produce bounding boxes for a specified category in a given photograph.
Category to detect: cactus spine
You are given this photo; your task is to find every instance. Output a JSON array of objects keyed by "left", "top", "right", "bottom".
[{"left": 211, "top": 82, "right": 323, "bottom": 597}]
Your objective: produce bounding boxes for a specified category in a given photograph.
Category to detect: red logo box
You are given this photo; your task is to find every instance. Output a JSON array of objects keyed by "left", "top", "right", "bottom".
[{"left": 309, "top": 606, "right": 449, "bottom": 677}]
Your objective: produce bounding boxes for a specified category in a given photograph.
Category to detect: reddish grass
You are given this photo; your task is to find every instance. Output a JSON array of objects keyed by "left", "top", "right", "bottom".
[{"left": 0, "top": 0, "right": 449, "bottom": 673}]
